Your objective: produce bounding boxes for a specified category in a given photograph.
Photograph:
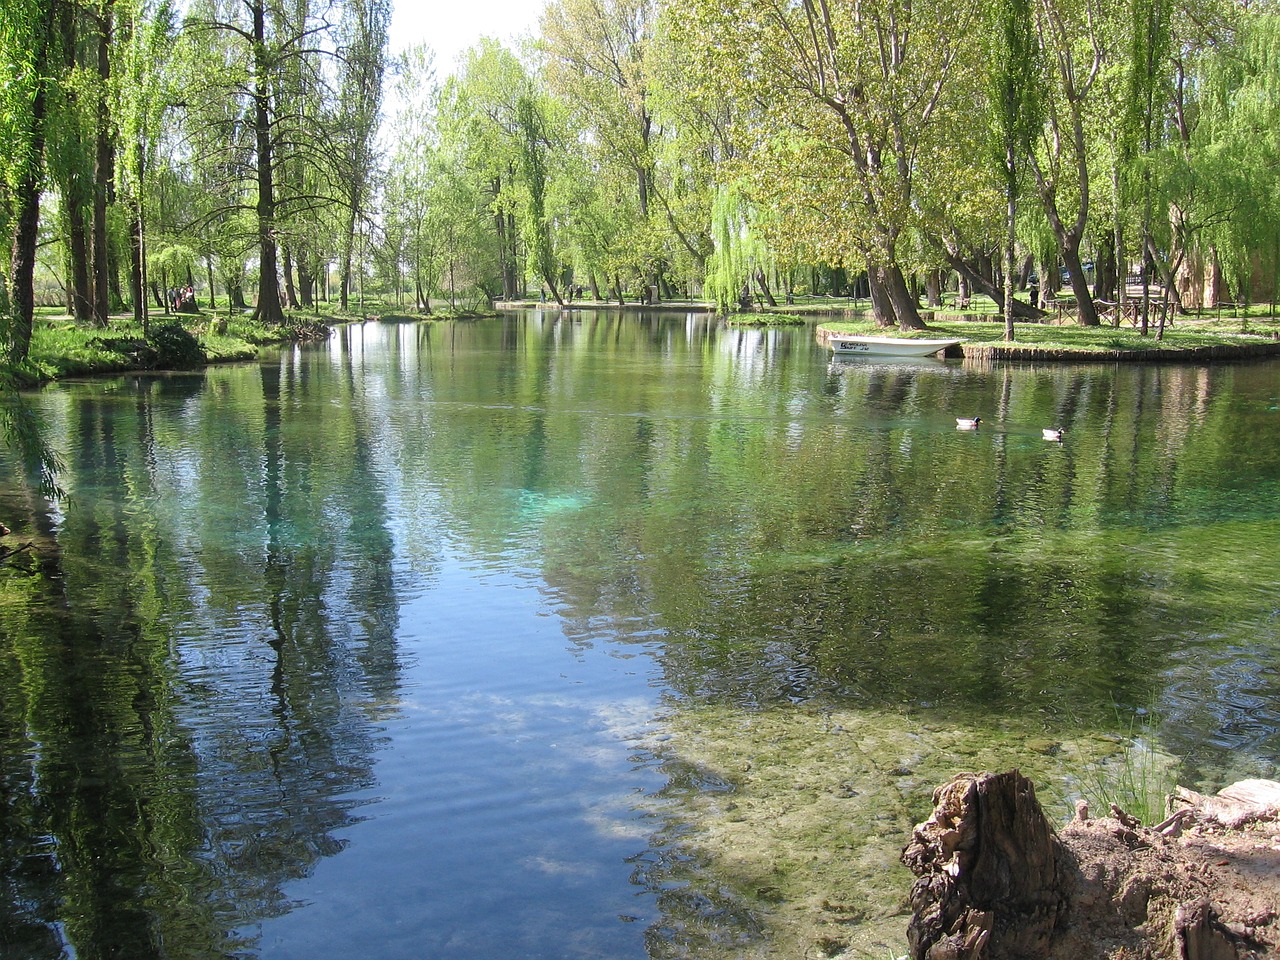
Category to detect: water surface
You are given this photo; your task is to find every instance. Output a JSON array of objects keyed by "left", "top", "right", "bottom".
[{"left": 2, "top": 311, "right": 1278, "bottom": 958}]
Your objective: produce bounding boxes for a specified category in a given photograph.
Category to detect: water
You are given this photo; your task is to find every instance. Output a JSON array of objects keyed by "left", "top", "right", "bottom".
[{"left": 2, "top": 310, "right": 1279, "bottom": 959}]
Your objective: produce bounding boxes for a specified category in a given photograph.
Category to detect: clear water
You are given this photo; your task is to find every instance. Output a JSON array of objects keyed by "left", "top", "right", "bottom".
[{"left": 2, "top": 311, "right": 1278, "bottom": 959}]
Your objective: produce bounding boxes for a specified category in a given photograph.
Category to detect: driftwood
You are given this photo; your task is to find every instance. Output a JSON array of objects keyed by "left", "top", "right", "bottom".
[{"left": 901, "top": 771, "right": 1280, "bottom": 960}]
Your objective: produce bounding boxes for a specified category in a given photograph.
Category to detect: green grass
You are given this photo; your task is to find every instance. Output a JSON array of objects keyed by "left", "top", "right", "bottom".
[
  {"left": 1073, "top": 711, "right": 1180, "bottom": 826},
  {"left": 19, "top": 309, "right": 282, "bottom": 383},
  {"left": 726, "top": 311, "right": 808, "bottom": 326},
  {"left": 14, "top": 301, "right": 499, "bottom": 385},
  {"left": 823, "top": 313, "right": 1280, "bottom": 353}
]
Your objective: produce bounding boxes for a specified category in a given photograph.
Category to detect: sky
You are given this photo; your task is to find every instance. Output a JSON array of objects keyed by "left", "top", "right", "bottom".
[{"left": 388, "top": 0, "right": 545, "bottom": 74}]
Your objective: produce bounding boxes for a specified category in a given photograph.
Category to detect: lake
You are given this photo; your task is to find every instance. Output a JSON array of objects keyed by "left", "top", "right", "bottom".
[{"left": 2, "top": 310, "right": 1278, "bottom": 959}]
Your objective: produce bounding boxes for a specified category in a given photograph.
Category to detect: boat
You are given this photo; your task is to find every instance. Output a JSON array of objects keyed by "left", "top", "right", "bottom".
[{"left": 829, "top": 335, "right": 962, "bottom": 357}]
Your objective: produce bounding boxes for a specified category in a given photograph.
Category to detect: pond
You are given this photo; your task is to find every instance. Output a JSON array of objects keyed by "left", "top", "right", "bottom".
[{"left": 2, "top": 309, "right": 1278, "bottom": 959}]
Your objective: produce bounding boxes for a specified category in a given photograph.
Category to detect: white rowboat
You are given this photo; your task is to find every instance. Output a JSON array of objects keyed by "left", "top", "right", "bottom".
[{"left": 829, "top": 335, "right": 962, "bottom": 357}]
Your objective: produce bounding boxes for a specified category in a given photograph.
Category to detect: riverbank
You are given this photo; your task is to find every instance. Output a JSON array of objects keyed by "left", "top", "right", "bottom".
[
  {"left": 817, "top": 317, "right": 1280, "bottom": 362},
  {"left": 8, "top": 305, "right": 490, "bottom": 386},
  {"left": 503, "top": 297, "right": 1280, "bottom": 361},
  {"left": 13, "top": 303, "right": 1280, "bottom": 386}
]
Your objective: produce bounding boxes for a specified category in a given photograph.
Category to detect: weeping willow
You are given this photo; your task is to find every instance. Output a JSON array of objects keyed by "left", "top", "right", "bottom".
[{"left": 706, "top": 183, "right": 770, "bottom": 315}]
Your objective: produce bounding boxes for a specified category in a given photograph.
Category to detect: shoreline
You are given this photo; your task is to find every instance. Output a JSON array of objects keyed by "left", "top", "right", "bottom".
[{"left": 815, "top": 322, "right": 1280, "bottom": 363}]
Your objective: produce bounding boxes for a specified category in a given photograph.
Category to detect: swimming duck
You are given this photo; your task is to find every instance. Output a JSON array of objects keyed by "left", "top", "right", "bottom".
[
  {"left": 955, "top": 417, "right": 982, "bottom": 430},
  {"left": 1042, "top": 427, "right": 1065, "bottom": 441}
]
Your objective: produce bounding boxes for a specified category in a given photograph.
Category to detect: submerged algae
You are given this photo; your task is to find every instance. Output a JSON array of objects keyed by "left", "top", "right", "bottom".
[{"left": 646, "top": 700, "right": 1164, "bottom": 959}]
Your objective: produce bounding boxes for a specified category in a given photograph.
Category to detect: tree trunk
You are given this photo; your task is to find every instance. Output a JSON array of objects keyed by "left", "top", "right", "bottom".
[
  {"left": 281, "top": 243, "right": 299, "bottom": 309},
  {"left": 924, "top": 271, "right": 942, "bottom": 308},
  {"left": 1003, "top": 147, "right": 1017, "bottom": 342},
  {"left": 249, "top": 0, "right": 284, "bottom": 326},
  {"left": 7, "top": 3, "right": 56, "bottom": 365},
  {"left": 91, "top": 0, "right": 114, "bottom": 328},
  {"left": 296, "top": 242, "right": 314, "bottom": 308},
  {"left": 129, "top": 201, "right": 146, "bottom": 329},
  {"left": 1062, "top": 242, "right": 1099, "bottom": 325},
  {"left": 867, "top": 261, "right": 926, "bottom": 330},
  {"left": 755, "top": 267, "right": 778, "bottom": 307},
  {"left": 1095, "top": 232, "right": 1117, "bottom": 303},
  {"left": 68, "top": 198, "right": 94, "bottom": 322},
  {"left": 902, "top": 771, "right": 1067, "bottom": 959},
  {"left": 9, "top": 172, "right": 43, "bottom": 365}
]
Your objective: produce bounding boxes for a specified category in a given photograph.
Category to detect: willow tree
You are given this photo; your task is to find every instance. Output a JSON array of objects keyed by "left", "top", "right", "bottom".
[
  {"left": 672, "top": 0, "right": 978, "bottom": 330},
  {"left": 705, "top": 182, "right": 774, "bottom": 314},
  {"left": 1189, "top": 4, "right": 1280, "bottom": 311}
]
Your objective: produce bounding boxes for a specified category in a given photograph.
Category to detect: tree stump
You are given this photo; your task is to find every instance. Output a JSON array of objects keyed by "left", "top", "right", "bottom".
[
  {"left": 903, "top": 773, "right": 1280, "bottom": 959},
  {"left": 901, "top": 770, "right": 1067, "bottom": 959}
]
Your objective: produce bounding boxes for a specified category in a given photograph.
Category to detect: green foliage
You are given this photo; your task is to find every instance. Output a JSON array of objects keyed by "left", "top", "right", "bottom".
[
  {"left": 706, "top": 184, "right": 756, "bottom": 315},
  {"left": 146, "top": 321, "right": 206, "bottom": 369},
  {"left": 0, "top": 365, "right": 63, "bottom": 500},
  {"left": 1075, "top": 711, "right": 1180, "bottom": 826}
]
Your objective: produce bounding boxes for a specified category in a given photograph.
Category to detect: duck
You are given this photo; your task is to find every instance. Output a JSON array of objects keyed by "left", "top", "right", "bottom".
[
  {"left": 1042, "top": 427, "right": 1065, "bottom": 442},
  {"left": 955, "top": 417, "right": 982, "bottom": 430}
]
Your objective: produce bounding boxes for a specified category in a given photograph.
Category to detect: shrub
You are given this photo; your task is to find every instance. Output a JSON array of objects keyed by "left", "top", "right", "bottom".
[{"left": 147, "top": 322, "right": 207, "bottom": 369}]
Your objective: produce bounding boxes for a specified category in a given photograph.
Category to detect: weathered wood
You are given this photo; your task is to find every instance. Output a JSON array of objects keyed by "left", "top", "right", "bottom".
[
  {"left": 1175, "top": 898, "right": 1239, "bottom": 960},
  {"left": 904, "top": 773, "right": 1280, "bottom": 959},
  {"left": 1169, "top": 779, "right": 1280, "bottom": 829},
  {"left": 901, "top": 770, "right": 1067, "bottom": 959}
]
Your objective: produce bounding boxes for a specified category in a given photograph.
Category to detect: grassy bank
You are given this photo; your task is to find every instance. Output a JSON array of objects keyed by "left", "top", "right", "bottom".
[
  {"left": 14, "top": 298, "right": 1280, "bottom": 386},
  {"left": 10, "top": 302, "right": 478, "bottom": 385},
  {"left": 821, "top": 311, "right": 1280, "bottom": 359}
]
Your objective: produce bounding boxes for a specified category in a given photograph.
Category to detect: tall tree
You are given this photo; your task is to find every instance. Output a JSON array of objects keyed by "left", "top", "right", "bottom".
[
  {"left": 673, "top": 0, "right": 977, "bottom": 330},
  {"left": 989, "top": 0, "right": 1044, "bottom": 340},
  {"left": 1025, "top": 0, "right": 1118, "bottom": 326},
  {"left": 335, "top": 0, "right": 390, "bottom": 310},
  {"left": 3, "top": 0, "right": 61, "bottom": 364},
  {"left": 542, "top": 0, "right": 672, "bottom": 296},
  {"left": 183, "top": 0, "right": 336, "bottom": 326}
]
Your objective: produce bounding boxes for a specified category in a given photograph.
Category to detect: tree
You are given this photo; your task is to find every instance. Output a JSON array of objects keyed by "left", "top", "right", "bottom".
[
  {"left": 988, "top": 0, "right": 1045, "bottom": 340},
  {"left": 1024, "top": 0, "right": 1121, "bottom": 327},
  {"left": 335, "top": 0, "right": 390, "bottom": 310},
  {"left": 673, "top": 0, "right": 978, "bottom": 330},
  {"left": 541, "top": 0, "right": 668, "bottom": 295},
  {"left": 3, "top": 0, "right": 61, "bottom": 365},
  {"left": 181, "top": 0, "right": 375, "bottom": 325},
  {"left": 705, "top": 182, "right": 772, "bottom": 314},
  {"left": 1178, "top": 4, "right": 1279, "bottom": 313}
]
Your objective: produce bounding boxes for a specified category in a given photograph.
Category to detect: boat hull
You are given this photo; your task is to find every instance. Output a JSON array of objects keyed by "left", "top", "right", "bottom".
[{"left": 829, "top": 336, "right": 961, "bottom": 357}]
